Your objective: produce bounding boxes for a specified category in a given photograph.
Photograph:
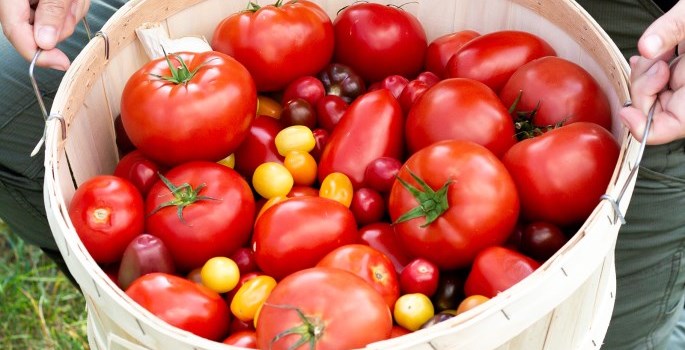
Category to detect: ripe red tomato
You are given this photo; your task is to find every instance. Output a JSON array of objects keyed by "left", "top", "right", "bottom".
[
  {"left": 318, "top": 89, "right": 404, "bottom": 188},
  {"left": 520, "top": 221, "right": 569, "bottom": 262},
  {"left": 399, "top": 258, "right": 440, "bottom": 297},
  {"left": 315, "top": 95, "right": 348, "bottom": 133},
  {"left": 499, "top": 56, "right": 612, "bottom": 131},
  {"left": 145, "top": 161, "right": 255, "bottom": 272},
  {"left": 125, "top": 273, "right": 231, "bottom": 341},
  {"left": 317, "top": 244, "right": 400, "bottom": 309},
  {"left": 256, "top": 267, "right": 393, "bottom": 349},
  {"left": 252, "top": 196, "right": 358, "bottom": 280},
  {"left": 212, "top": 0, "right": 334, "bottom": 91},
  {"left": 350, "top": 188, "right": 386, "bottom": 226},
  {"left": 333, "top": 3, "right": 427, "bottom": 82},
  {"left": 234, "top": 115, "right": 284, "bottom": 180},
  {"left": 113, "top": 150, "right": 161, "bottom": 196},
  {"left": 425, "top": 30, "right": 480, "bottom": 78},
  {"left": 363, "top": 157, "right": 403, "bottom": 193},
  {"left": 68, "top": 175, "right": 144, "bottom": 264},
  {"left": 389, "top": 140, "right": 520, "bottom": 269},
  {"left": 446, "top": 30, "right": 556, "bottom": 92},
  {"left": 502, "top": 122, "right": 620, "bottom": 227},
  {"left": 120, "top": 51, "right": 256, "bottom": 166},
  {"left": 282, "top": 75, "right": 326, "bottom": 107},
  {"left": 223, "top": 330, "right": 257, "bottom": 347},
  {"left": 464, "top": 246, "right": 540, "bottom": 298},
  {"left": 358, "top": 223, "right": 412, "bottom": 275},
  {"left": 405, "top": 78, "right": 516, "bottom": 158}
]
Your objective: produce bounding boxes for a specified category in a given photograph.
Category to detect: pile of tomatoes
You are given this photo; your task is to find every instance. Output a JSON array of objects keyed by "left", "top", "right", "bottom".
[{"left": 67, "top": 1, "right": 621, "bottom": 348}]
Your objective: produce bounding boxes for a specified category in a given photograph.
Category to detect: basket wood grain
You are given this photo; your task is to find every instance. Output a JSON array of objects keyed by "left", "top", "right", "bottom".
[{"left": 43, "top": 0, "right": 635, "bottom": 349}]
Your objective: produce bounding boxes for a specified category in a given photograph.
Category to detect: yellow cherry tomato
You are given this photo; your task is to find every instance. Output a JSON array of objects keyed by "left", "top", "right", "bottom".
[
  {"left": 284, "top": 150, "right": 317, "bottom": 186},
  {"left": 257, "top": 95, "right": 282, "bottom": 119},
  {"left": 393, "top": 293, "right": 435, "bottom": 331},
  {"left": 319, "top": 172, "right": 354, "bottom": 207},
  {"left": 257, "top": 196, "right": 289, "bottom": 220},
  {"left": 252, "top": 162, "right": 294, "bottom": 199},
  {"left": 200, "top": 257, "right": 240, "bottom": 293},
  {"left": 231, "top": 275, "right": 277, "bottom": 322},
  {"left": 456, "top": 295, "right": 490, "bottom": 315},
  {"left": 217, "top": 153, "right": 235, "bottom": 168},
  {"left": 275, "top": 125, "right": 315, "bottom": 156}
]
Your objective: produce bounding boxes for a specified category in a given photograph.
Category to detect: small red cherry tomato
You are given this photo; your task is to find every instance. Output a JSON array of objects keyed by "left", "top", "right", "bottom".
[
  {"left": 350, "top": 188, "right": 386, "bottom": 226},
  {"left": 399, "top": 258, "right": 440, "bottom": 297},
  {"left": 282, "top": 75, "right": 326, "bottom": 107}
]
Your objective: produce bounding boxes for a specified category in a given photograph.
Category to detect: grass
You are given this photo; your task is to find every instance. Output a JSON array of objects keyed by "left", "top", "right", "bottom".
[{"left": 0, "top": 219, "right": 88, "bottom": 350}]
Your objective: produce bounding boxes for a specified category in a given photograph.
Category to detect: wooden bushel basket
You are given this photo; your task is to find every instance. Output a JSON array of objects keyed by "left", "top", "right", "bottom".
[{"left": 42, "top": 0, "right": 637, "bottom": 349}]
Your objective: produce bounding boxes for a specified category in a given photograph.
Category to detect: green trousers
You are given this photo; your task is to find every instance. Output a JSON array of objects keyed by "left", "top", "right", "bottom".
[
  {"left": 0, "top": 0, "right": 127, "bottom": 277},
  {"left": 577, "top": 1, "right": 685, "bottom": 349}
]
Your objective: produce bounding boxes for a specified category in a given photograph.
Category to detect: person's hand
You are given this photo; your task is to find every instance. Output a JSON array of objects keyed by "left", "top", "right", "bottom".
[
  {"left": 0, "top": 0, "right": 90, "bottom": 70},
  {"left": 619, "top": 0, "right": 685, "bottom": 144}
]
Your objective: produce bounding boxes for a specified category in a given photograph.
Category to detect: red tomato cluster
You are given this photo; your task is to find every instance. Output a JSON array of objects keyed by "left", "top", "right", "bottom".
[{"left": 68, "top": 1, "right": 620, "bottom": 347}]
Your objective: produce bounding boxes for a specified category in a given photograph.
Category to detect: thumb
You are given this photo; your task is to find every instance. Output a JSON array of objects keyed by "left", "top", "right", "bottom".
[
  {"left": 638, "top": 1, "right": 685, "bottom": 59},
  {"left": 33, "top": 0, "right": 71, "bottom": 50}
]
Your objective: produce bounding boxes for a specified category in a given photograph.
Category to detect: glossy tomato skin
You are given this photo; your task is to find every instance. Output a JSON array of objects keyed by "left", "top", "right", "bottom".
[
  {"left": 446, "top": 30, "right": 556, "bottom": 92},
  {"left": 315, "top": 95, "right": 348, "bottom": 133},
  {"left": 333, "top": 3, "right": 427, "bottom": 82},
  {"left": 389, "top": 140, "right": 520, "bottom": 269},
  {"left": 234, "top": 115, "right": 284, "bottom": 180},
  {"left": 68, "top": 175, "right": 144, "bottom": 264},
  {"left": 350, "top": 188, "right": 386, "bottom": 226},
  {"left": 113, "top": 150, "right": 162, "bottom": 196},
  {"left": 405, "top": 78, "right": 516, "bottom": 158},
  {"left": 252, "top": 196, "right": 358, "bottom": 280},
  {"left": 212, "top": 0, "right": 334, "bottom": 91},
  {"left": 120, "top": 51, "right": 256, "bottom": 166},
  {"left": 502, "top": 122, "right": 620, "bottom": 227},
  {"left": 145, "top": 161, "right": 255, "bottom": 272},
  {"left": 317, "top": 244, "right": 400, "bottom": 309},
  {"left": 425, "top": 30, "right": 480, "bottom": 78},
  {"left": 520, "top": 221, "right": 569, "bottom": 262},
  {"left": 464, "top": 246, "right": 540, "bottom": 298},
  {"left": 318, "top": 89, "right": 404, "bottom": 188},
  {"left": 399, "top": 258, "right": 440, "bottom": 297},
  {"left": 358, "top": 223, "right": 412, "bottom": 275},
  {"left": 223, "top": 330, "right": 257, "bottom": 347},
  {"left": 125, "top": 273, "right": 231, "bottom": 341},
  {"left": 282, "top": 75, "right": 326, "bottom": 107},
  {"left": 256, "top": 267, "right": 393, "bottom": 350},
  {"left": 499, "top": 56, "right": 612, "bottom": 130}
]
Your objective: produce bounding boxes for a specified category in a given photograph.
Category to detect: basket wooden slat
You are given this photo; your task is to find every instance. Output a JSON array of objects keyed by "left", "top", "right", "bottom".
[{"left": 43, "top": 0, "right": 636, "bottom": 349}]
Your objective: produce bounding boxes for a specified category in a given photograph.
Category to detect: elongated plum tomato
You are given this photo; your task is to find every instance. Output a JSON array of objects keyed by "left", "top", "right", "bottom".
[
  {"left": 388, "top": 140, "right": 520, "bottom": 269},
  {"left": 120, "top": 51, "right": 256, "bottom": 166},
  {"left": 252, "top": 196, "right": 358, "bottom": 280},
  {"left": 68, "top": 175, "right": 144, "bottom": 264},
  {"left": 445, "top": 30, "right": 556, "bottom": 92},
  {"left": 256, "top": 267, "right": 393, "bottom": 350},
  {"left": 212, "top": 0, "right": 334, "bottom": 91}
]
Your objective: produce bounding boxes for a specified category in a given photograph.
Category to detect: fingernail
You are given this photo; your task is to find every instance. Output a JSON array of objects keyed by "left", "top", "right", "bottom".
[
  {"left": 629, "top": 56, "right": 639, "bottom": 65},
  {"left": 49, "top": 63, "right": 68, "bottom": 71},
  {"left": 643, "top": 34, "right": 663, "bottom": 56},
  {"left": 36, "top": 26, "right": 57, "bottom": 48},
  {"left": 646, "top": 63, "right": 660, "bottom": 76}
]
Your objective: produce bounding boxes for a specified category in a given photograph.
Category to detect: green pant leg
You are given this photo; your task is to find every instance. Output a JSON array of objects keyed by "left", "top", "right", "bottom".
[
  {"left": 0, "top": 0, "right": 127, "bottom": 271},
  {"left": 577, "top": 1, "right": 685, "bottom": 349}
]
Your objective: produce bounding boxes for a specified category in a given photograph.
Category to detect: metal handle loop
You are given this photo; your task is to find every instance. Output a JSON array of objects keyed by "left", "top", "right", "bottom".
[
  {"left": 28, "top": 16, "right": 106, "bottom": 157},
  {"left": 600, "top": 101, "right": 656, "bottom": 225}
]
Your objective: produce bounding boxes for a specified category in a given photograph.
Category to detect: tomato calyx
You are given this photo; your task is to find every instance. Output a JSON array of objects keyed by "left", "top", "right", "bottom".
[
  {"left": 247, "top": 0, "right": 286, "bottom": 11},
  {"left": 151, "top": 49, "right": 207, "bottom": 85},
  {"left": 394, "top": 168, "right": 452, "bottom": 227},
  {"left": 148, "top": 172, "right": 219, "bottom": 224},
  {"left": 508, "top": 91, "right": 563, "bottom": 140},
  {"left": 267, "top": 304, "right": 325, "bottom": 350}
]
